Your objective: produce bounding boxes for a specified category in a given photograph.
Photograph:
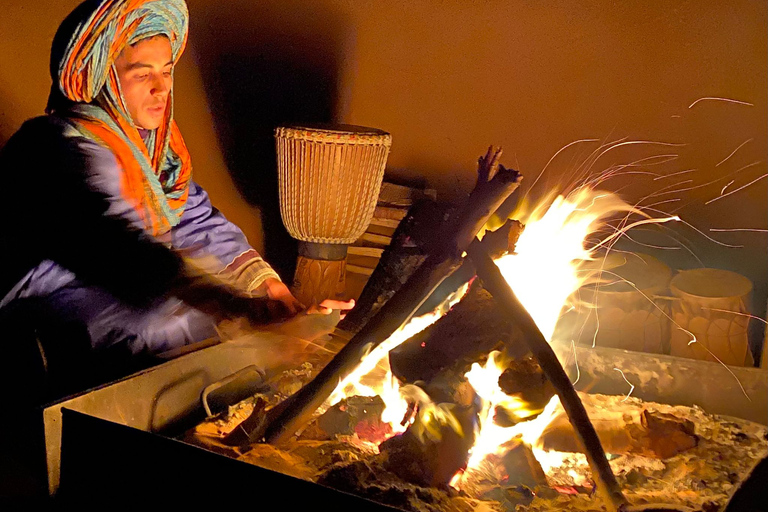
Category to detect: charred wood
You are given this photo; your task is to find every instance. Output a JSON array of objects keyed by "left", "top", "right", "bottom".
[
  {"left": 339, "top": 200, "right": 453, "bottom": 335},
  {"left": 261, "top": 148, "right": 522, "bottom": 446},
  {"left": 377, "top": 404, "right": 477, "bottom": 488},
  {"left": 498, "top": 358, "right": 557, "bottom": 419},
  {"left": 390, "top": 281, "right": 527, "bottom": 385}
]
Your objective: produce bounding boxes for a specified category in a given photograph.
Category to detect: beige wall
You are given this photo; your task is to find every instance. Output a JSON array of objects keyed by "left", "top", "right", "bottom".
[{"left": 2, "top": 1, "right": 766, "bottom": 312}]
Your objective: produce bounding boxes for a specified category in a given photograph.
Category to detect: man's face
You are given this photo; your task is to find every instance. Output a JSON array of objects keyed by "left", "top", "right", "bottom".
[{"left": 114, "top": 36, "right": 173, "bottom": 130}]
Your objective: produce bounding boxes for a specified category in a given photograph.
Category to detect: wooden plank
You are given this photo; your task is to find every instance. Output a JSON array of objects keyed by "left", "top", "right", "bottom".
[
  {"left": 358, "top": 233, "right": 392, "bottom": 246},
  {"left": 369, "top": 218, "right": 401, "bottom": 229},
  {"left": 347, "top": 264, "right": 375, "bottom": 276},
  {"left": 348, "top": 246, "right": 385, "bottom": 258},
  {"left": 379, "top": 182, "right": 437, "bottom": 205},
  {"left": 373, "top": 205, "right": 408, "bottom": 221}
]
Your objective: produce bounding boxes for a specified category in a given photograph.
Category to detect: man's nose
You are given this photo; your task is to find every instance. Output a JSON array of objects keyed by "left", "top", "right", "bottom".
[{"left": 151, "top": 73, "right": 169, "bottom": 95}]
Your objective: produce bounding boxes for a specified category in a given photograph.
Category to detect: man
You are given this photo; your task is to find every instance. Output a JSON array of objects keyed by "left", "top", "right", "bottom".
[{"left": 0, "top": 0, "right": 349, "bottom": 394}]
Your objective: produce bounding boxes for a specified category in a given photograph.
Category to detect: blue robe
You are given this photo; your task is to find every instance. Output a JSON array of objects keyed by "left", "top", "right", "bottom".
[{"left": 0, "top": 115, "right": 277, "bottom": 356}]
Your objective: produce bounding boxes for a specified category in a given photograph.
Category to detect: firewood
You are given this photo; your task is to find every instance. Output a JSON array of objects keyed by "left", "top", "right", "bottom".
[
  {"left": 313, "top": 395, "right": 393, "bottom": 445},
  {"left": 497, "top": 357, "right": 557, "bottom": 417},
  {"left": 339, "top": 200, "right": 451, "bottom": 334},
  {"left": 539, "top": 397, "right": 698, "bottom": 459},
  {"left": 466, "top": 241, "right": 630, "bottom": 512},
  {"left": 460, "top": 440, "right": 549, "bottom": 494},
  {"left": 389, "top": 281, "right": 527, "bottom": 385},
  {"left": 260, "top": 148, "right": 522, "bottom": 446}
]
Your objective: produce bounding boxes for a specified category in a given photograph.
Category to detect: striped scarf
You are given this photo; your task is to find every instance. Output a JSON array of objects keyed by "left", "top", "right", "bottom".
[{"left": 48, "top": 0, "right": 191, "bottom": 236}]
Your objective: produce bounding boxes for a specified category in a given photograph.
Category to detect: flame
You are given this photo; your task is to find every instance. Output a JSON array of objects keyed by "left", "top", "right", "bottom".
[
  {"left": 461, "top": 351, "right": 562, "bottom": 477},
  {"left": 325, "top": 283, "right": 469, "bottom": 438},
  {"left": 323, "top": 186, "right": 678, "bottom": 485},
  {"left": 457, "top": 188, "right": 677, "bottom": 483},
  {"left": 495, "top": 189, "right": 639, "bottom": 340}
]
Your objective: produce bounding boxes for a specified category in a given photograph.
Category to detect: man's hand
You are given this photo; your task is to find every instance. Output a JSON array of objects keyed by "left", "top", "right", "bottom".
[
  {"left": 262, "top": 277, "right": 304, "bottom": 315},
  {"left": 307, "top": 299, "right": 355, "bottom": 320}
]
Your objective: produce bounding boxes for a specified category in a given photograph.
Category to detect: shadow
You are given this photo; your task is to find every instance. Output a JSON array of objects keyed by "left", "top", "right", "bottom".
[{"left": 188, "top": 1, "right": 350, "bottom": 278}]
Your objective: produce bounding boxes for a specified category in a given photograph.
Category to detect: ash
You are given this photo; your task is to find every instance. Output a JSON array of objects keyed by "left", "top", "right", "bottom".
[{"left": 185, "top": 382, "right": 766, "bottom": 512}]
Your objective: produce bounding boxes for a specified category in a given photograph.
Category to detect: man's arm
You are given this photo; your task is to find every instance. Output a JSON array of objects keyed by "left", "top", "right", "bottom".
[
  {"left": 0, "top": 117, "right": 290, "bottom": 322},
  {"left": 172, "top": 181, "right": 302, "bottom": 312}
]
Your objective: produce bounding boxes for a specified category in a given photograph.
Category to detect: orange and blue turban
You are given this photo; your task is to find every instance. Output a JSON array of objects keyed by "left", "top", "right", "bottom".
[{"left": 47, "top": 0, "right": 192, "bottom": 237}]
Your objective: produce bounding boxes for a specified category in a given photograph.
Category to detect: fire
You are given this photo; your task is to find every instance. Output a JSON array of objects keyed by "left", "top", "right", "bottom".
[
  {"left": 325, "top": 186, "right": 679, "bottom": 484},
  {"left": 458, "top": 189, "right": 677, "bottom": 480},
  {"left": 464, "top": 351, "right": 556, "bottom": 469},
  {"left": 326, "top": 283, "right": 469, "bottom": 437},
  {"left": 495, "top": 189, "right": 639, "bottom": 341}
]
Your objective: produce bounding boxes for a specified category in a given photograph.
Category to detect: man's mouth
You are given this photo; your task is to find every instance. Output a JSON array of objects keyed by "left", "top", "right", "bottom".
[{"left": 147, "top": 104, "right": 165, "bottom": 115}]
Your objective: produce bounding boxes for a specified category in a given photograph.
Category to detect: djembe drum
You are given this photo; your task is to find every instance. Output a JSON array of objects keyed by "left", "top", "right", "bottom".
[
  {"left": 556, "top": 253, "right": 672, "bottom": 354},
  {"left": 275, "top": 124, "right": 392, "bottom": 306},
  {"left": 668, "top": 268, "right": 754, "bottom": 366}
]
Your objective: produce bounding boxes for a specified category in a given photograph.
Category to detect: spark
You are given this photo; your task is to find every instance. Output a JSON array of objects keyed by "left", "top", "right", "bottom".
[
  {"left": 576, "top": 141, "right": 685, "bottom": 187},
  {"left": 653, "top": 168, "right": 697, "bottom": 180},
  {"left": 682, "top": 328, "right": 752, "bottom": 401},
  {"left": 581, "top": 154, "right": 682, "bottom": 189},
  {"left": 613, "top": 368, "right": 635, "bottom": 402},
  {"left": 703, "top": 308, "right": 768, "bottom": 325},
  {"left": 710, "top": 228, "right": 768, "bottom": 233},
  {"left": 720, "top": 180, "right": 735, "bottom": 195},
  {"left": 592, "top": 215, "right": 680, "bottom": 251},
  {"left": 643, "top": 198, "right": 681, "bottom": 209},
  {"left": 617, "top": 231, "right": 682, "bottom": 250},
  {"left": 571, "top": 340, "right": 580, "bottom": 385},
  {"left": 705, "top": 173, "right": 768, "bottom": 205},
  {"left": 525, "top": 138, "right": 600, "bottom": 200},
  {"left": 647, "top": 161, "right": 761, "bottom": 200},
  {"left": 688, "top": 97, "right": 754, "bottom": 108},
  {"left": 716, "top": 139, "right": 753, "bottom": 167},
  {"left": 643, "top": 206, "right": 744, "bottom": 248},
  {"left": 651, "top": 179, "right": 695, "bottom": 195}
]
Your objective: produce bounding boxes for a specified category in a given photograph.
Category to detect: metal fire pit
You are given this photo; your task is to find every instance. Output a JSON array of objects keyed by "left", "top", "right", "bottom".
[{"left": 34, "top": 329, "right": 767, "bottom": 506}]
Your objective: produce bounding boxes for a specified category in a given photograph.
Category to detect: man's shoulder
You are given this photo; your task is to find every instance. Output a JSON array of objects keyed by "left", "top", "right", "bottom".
[
  {"left": 4, "top": 115, "right": 79, "bottom": 150},
  {"left": 1, "top": 114, "right": 117, "bottom": 173}
]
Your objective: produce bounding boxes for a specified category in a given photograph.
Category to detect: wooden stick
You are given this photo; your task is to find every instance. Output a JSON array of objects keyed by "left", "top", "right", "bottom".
[
  {"left": 465, "top": 242, "right": 630, "bottom": 512},
  {"left": 259, "top": 148, "right": 522, "bottom": 445}
]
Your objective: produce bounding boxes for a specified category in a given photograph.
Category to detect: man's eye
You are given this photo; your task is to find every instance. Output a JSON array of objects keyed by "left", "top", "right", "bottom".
[{"left": 136, "top": 73, "right": 149, "bottom": 80}]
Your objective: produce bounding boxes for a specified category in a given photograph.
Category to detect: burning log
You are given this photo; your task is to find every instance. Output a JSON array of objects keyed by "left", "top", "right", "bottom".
[
  {"left": 497, "top": 357, "right": 556, "bottom": 418},
  {"left": 252, "top": 148, "right": 522, "bottom": 446},
  {"left": 338, "top": 199, "right": 453, "bottom": 335},
  {"left": 465, "top": 242, "right": 697, "bottom": 512},
  {"left": 539, "top": 394, "right": 698, "bottom": 459},
  {"left": 466, "top": 241, "right": 630, "bottom": 511},
  {"left": 389, "top": 281, "right": 528, "bottom": 385},
  {"left": 311, "top": 395, "right": 393, "bottom": 445}
]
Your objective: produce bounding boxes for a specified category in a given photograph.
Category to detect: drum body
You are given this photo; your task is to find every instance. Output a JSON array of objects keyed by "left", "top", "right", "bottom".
[
  {"left": 559, "top": 253, "right": 672, "bottom": 354},
  {"left": 668, "top": 268, "right": 754, "bottom": 367},
  {"left": 275, "top": 124, "right": 391, "bottom": 305}
]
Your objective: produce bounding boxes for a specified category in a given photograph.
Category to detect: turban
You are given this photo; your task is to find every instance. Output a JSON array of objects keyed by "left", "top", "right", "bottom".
[{"left": 47, "top": 0, "right": 192, "bottom": 237}]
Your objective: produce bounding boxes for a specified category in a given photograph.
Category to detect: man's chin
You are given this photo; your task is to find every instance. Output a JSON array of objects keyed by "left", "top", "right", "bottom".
[{"left": 135, "top": 117, "right": 163, "bottom": 130}]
